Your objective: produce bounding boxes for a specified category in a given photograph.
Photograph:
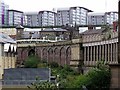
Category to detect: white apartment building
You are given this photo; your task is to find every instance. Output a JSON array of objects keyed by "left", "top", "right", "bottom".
[
  {"left": 57, "top": 7, "right": 92, "bottom": 26},
  {"left": 0, "top": 0, "right": 9, "bottom": 26},
  {"left": 23, "top": 14, "right": 27, "bottom": 26},
  {"left": 25, "top": 12, "right": 39, "bottom": 27},
  {"left": 88, "top": 12, "right": 118, "bottom": 25},
  {"left": 38, "top": 11, "right": 57, "bottom": 26},
  {"left": 8, "top": 10, "right": 24, "bottom": 26}
]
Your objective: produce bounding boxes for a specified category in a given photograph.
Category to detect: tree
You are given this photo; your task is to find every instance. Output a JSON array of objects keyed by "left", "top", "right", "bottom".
[
  {"left": 63, "top": 61, "right": 111, "bottom": 89},
  {"left": 24, "top": 55, "right": 39, "bottom": 68}
]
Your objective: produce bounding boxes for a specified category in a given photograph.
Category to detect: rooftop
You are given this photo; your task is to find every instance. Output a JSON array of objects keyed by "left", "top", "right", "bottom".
[
  {"left": 0, "top": 33, "right": 16, "bottom": 44},
  {"left": 81, "top": 29, "right": 106, "bottom": 35}
]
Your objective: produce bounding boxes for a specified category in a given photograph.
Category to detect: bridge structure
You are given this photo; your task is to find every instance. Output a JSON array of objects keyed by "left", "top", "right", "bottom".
[
  {"left": 16, "top": 26, "right": 118, "bottom": 70},
  {"left": 17, "top": 38, "right": 83, "bottom": 71},
  {"left": 16, "top": 3, "right": 120, "bottom": 87},
  {"left": 16, "top": 26, "right": 120, "bottom": 89},
  {"left": 14, "top": 14, "right": 120, "bottom": 89}
]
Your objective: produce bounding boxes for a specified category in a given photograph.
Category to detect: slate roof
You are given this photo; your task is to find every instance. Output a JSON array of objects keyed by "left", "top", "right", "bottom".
[
  {"left": 0, "top": 33, "right": 16, "bottom": 43},
  {"left": 2, "top": 68, "right": 51, "bottom": 85},
  {"left": 81, "top": 29, "right": 106, "bottom": 35},
  {"left": 42, "top": 28, "right": 67, "bottom": 32},
  {"left": 3, "top": 68, "right": 50, "bottom": 80},
  {"left": 22, "top": 31, "right": 40, "bottom": 39}
]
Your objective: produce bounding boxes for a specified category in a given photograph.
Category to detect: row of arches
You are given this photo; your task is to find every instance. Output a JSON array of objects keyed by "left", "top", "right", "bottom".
[
  {"left": 17, "top": 46, "right": 71, "bottom": 66},
  {"left": 37, "top": 46, "right": 71, "bottom": 66}
]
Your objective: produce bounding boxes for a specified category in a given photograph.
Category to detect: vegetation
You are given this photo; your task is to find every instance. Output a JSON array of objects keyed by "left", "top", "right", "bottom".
[
  {"left": 63, "top": 61, "right": 111, "bottom": 90},
  {"left": 24, "top": 56, "right": 111, "bottom": 90},
  {"left": 27, "top": 77, "right": 57, "bottom": 90},
  {"left": 24, "top": 55, "right": 39, "bottom": 68}
]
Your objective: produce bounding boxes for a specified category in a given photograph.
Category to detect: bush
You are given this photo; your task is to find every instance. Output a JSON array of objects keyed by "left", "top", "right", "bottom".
[
  {"left": 37, "top": 63, "right": 47, "bottom": 68},
  {"left": 74, "top": 75, "right": 91, "bottom": 89},
  {"left": 63, "top": 61, "right": 111, "bottom": 89},
  {"left": 28, "top": 78, "right": 57, "bottom": 89},
  {"left": 49, "top": 62, "right": 59, "bottom": 68},
  {"left": 86, "top": 61, "right": 111, "bottom": 89},
  {"left": 24, "top": 55, "right": 39, "bottom": 68}
]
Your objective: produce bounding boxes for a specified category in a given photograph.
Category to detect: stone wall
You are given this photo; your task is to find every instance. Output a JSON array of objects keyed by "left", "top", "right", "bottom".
[
  {"left": 17, "top": 38, "right": 83, "bottom": 71},
  {"left": 0, "top": 44, "right": 16, "bottom": 79}
]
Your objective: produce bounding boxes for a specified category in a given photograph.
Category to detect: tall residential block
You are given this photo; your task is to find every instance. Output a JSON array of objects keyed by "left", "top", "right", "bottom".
[
  {"left": 88, "top": 12, "right": 118, "bottom": 25},
  {"left": 25, "top": 12, "right": 39, "bottom": 27},
  {"left": 0, "top": 0, "right": 9, "bottom": 26},
  {"left": 23, "top": 14, "right": 27, "bottom": 26},
  {"left": 38, "top": 11, "right": 57, "bottom": 26},
  {"left": 8, "top": 10, "right": 24, "bottom": 26},
  {"left": 57, "top": 7, "right": 92, "bottom": 26}
]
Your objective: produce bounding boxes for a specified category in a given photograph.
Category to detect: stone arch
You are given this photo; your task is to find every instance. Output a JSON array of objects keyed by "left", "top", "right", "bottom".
[
  {"left": 17, "top": 48, "right": 23, "bottom": 64},
  {"left": 20, "top": 48, "right": 28, "bottom": 65},
  {"left": 66, "top": 46, "right": 71, "bottom": 65},
  {"left": 60, "top": 47, "right": 66, "bottom": 66},
  {"left": 42, "top": 48, "right": 47, "bottom": 62},
  {"left": 54, "top": 48, "right": 60, "bottom": 63},
  {"left": 48, "top": 48, "right": 53, "bottom": 63},
  {"left": 28, "top": 49, "right": 35, "bottom": 56},
  {"left": 36, "top": 47, "right": 42, "bottom": 59}
]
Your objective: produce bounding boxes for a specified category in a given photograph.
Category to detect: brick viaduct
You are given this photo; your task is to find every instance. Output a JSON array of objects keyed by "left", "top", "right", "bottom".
[{"left": 17, "top": 39, "right": 83, "bottom": 71}]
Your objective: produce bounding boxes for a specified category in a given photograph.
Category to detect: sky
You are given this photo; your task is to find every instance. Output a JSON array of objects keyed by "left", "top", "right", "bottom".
[{"left": 4, "top": 0, "right": 118, "bottom": 12}]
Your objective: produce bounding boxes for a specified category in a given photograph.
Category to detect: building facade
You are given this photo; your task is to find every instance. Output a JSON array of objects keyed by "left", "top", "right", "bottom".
[
  {"left": 0, "top": 27, "right": 17, "bottom": 40},
  {"left": 25, "top": 12, "right": 39, "bottom": 27},
  {"left": 16, "top": 25, "right": 118, "bottom": 70},
  {"left": 57, "top": 7, "right": 92, "bottom": 26},
  {"left": 8, "top": 10, "right": 24, "bottom": 26},
  {"left": 0, "top": 33, "right": 16, "bottom": 79},
  {"left": 88, "top": 12, "right": 118, "bottom": 25},
  {"left": 0, "top": 0, "right": 9, "bottom": 26},
  {"left": 23, "top": 14, "right": 27, "bottom": 26},
  {"left": 38, "top": 11, "right": 57, "bottom": 26}
]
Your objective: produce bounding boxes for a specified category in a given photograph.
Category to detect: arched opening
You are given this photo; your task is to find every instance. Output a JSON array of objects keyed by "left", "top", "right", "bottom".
[
  {"left": 54, "top": 48, "right": 59, "bottom": 63},
  {"left": 48, "top": 48, "right": 53, "bottom": 63},
  {"left": 28, "top": 49, "right": 35, "bottom": 56},
  {"left": 66, "top": 47, "right": 71, "bottom": 65},
  {"left": 60, "top": 47, "right": 66, "bottom": 66},
  {"left": 42, "top": 48, "right": 47, "bottom": 62}
]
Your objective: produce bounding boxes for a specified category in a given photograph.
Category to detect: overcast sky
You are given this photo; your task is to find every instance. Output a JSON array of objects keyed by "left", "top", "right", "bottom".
[{"left": 4, "top": 0, "right": 118, "bottom": 12}]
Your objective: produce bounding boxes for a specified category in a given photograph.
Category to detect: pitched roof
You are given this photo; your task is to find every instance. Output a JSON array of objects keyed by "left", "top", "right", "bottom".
[
  {"left": 0, "top": 33, "right": 16, "bottom": 43},
  {"left": 42, "top": 28, "right": 67, "bottom": 32},
  {"left": 81, "top": 29, "right": 106, "bottom": 35}
]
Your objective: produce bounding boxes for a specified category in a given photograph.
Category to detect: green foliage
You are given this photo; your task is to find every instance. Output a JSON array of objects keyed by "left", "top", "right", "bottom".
[
  {"left": 37, "top": 63, "right": 47, "bottom": 68},
  {"left": 73, "top": 75, "right": 91, "bottom": 89},
  {"left": 63, "top": 61, "right": 111, "bottom": 89},
  {"left": 26, "top": 57, "right": 111, "bottom": 89},
  {"left": 51, "top": 65, "right": 77, "bottom": 79},
  {"left": 85, "top": 61, "right": 111, "bottom": 89},
  {"left": 24, "top": 55, "right": 39, "bottom": 68},
  {"left": 28, "top": 77, "right": 57, "bottom": 90},
  {"left": 48, "top": 62, "right": 59, "bottom": 68}
]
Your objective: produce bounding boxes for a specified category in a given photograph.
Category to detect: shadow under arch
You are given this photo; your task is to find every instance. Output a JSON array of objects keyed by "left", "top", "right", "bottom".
[{"left": 28, "top": 49, "right": 35, "bottom": 56}]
